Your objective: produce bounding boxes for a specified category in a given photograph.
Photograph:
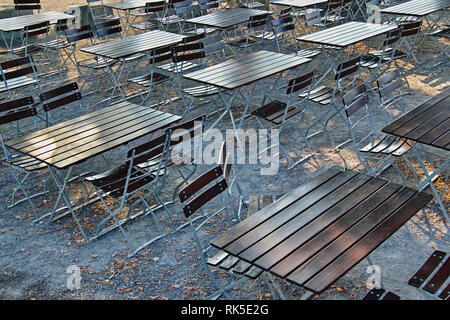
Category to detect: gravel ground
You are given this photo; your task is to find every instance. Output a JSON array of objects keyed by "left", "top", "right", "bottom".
[{"left": 0, "top": 4, "right": 448, "bottom": 300}]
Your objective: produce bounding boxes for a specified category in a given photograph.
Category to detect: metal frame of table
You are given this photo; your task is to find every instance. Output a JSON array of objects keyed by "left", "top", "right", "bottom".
[
  {"left": 183, "top": 50, "right": 311, "bottom": 145},
  {"left": 382, "top": 86, "right": 450, "bottom": 220},
  {"left": 0, "top": 11, "right": 75, "bottom": 52},
  {"left": 81, "top": 30, "right": 185, "bottom": 105},
  {"left": 210, "top": 165, "right": 432, "bottom": 296},
  {"left": 4, "top": 101, "right": 181, "bottom": 242}
]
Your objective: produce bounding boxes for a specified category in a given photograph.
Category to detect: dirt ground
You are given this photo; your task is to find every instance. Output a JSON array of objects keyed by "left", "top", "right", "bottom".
[{"left": 0, "top": 1, "right": 448, "bottom": 300}]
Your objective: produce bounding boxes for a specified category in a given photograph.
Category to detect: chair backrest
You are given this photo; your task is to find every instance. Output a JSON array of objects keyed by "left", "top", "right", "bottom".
[
  {"left": 286, "top": 70, "right": 315, "bottom": 95},
  {"left": 143, "top": 1, "right": 166, "bottom": 14},
  {"left": 171, "top": 42, "right": 206, "bottom": 72},
  {"left": 334, "top": 56, "right": 361, "bottom": 81},
  {"left": 148, "top": 46, "right": 175, "bottom": 65},
  {"left": 200, "top": 34, "right": 226, "bottom": 62},
  {"left": 198, "top": 0, "right": 219, "bottom": 11},
  {"left": 127, "top": 132, "right": 170, "bottom": 170},
  {"left": 400, "top": 21, "right": 422, "bottom": 38},
  {"left": 376, "top": 69, "right": 405, "bottom": 119},
  {"left": 39, "top": 82, "right": 82, "bottom": 113},
  {"left": 24, "top": 21, "right": 49, "bottom": 38},
  {"left": 305, "top": 9, "right": 321, "bottom": 27},
  {"left": 65, "top": 25, "right": 95, "bottom": 44},
  {"left": 343, "top": 84, "right": 370, "bottom": 118},
  {"left": 173, "top": 0, "right": 194, "bottom": 16},
  {"left": 94, "top": 18, "right": 122, "bottom": 40},
  {"left": 166, "top": 115, "right": 205, "bottom": 148},
  {"left": 14, "top": 0, "right": 40, "bottom": 14},
  {"left": 180, "top": 165, "right": 228, "bottom": 218},
  {"left": 382, "top": 27, "right": 403, "bottom": 48}
]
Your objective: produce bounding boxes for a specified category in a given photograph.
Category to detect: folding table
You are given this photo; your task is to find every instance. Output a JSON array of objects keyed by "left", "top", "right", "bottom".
[
  {"left": 380, "top": 0, "right": 450, "bottom": 51},
  {"left": 81, "top": 30, "right": 185, "bottom": 104},
  {"left": 382, "top": 86, "right": 450, "bottom": 221},
  {"left": 210, "top": 165, "right": 432, "bottom": 298},
  {"left": 182, "top": 50, "right": 311, "bottom": 142},
  {"left": 0, "top": 11, "right": 75, "bottom": 52},
  {"left": 4, "top": 101, "right": 181, "bottom": 242}
]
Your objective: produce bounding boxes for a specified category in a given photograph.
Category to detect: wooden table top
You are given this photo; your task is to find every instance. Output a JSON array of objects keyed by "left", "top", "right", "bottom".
[
  {"left": 379, "top": 0, "right": 450, "bottom": 17},
  {"left": 5, "top": 101, "right": 181, "bottom": 170},
  {"left": 184, "top": 7, "right": 273, "bottom": 29},
  {"left": 183, "top": 50, "right": 311, "bottom": 90},
  {"left": 81, "top": 30, "right": 185, "bottom": 59},
  {"left": 297, "top": 21, "right": 398, "bottom": 48},
  {"left": 0, "top": 11, "right": 74, "bottom": 32},
  {"left": 269, "top": 0, "right": 327, "bottom": 8},
  {"left": 211, "top": 166, "right": 432, "bottom": 293},
  {"left": 382, "top": 87, "right": 450, "bottom": 152}
]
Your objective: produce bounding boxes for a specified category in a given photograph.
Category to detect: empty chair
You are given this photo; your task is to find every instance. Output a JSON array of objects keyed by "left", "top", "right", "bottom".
[
  {"left": 0, "top": 56, "right": 41, "bottom": 100},
  {"left": 14, "top": 0, "right": 41, "bottom": 15},
  {"left": 86, "top": 0, "right": 119, "bottom": 25},
  {"left": 251, "top": 70, "right": 318, "bottom": 169},
  {"left": 39, "top": 82, "right": 84, "bottom": 125},
  {"left": 198, "top": 0, "right": 220, "bottom": 14},
  {"left": 340, "top": 83, "right": 411, "bottom": 180},
  {"left": 375, "top": 69, "right": 407, "bottom": 123},
  {"left": 9, "top": 21, "right": 50, "bottom": 57},
  {"left": 171, "top": 0, "right": 216, "bottom": 35},
  {"left": 81, "top": 132, "right": 175, "bottom": 256},
  {"left": 228, "top": 13, "right": 269, "bottom": 56}
]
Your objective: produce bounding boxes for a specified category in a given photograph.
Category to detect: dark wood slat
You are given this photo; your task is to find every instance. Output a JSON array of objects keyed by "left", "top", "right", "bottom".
[
  {"left": 423, "top": 258, "right": 450, "bottom": 294},
  {"left": 223, "top": 170, "right": 359, "bottom": 256},
  {"left": 300, "top": 191, "right": 432, "bottom": 293},
  {"left": 210, "top": 166, "right": 343, "bottom": 249},
  {"left": 185, "top": 8, "right": 272, "bottom": 29}
]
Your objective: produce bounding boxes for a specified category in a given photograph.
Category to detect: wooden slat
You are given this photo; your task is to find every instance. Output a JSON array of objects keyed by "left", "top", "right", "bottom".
[
  {"left": 380, "top": 0, "right": 449, "bottom": 17},
  {"left": 382, "top": 292, "right": 401, "bottom": 300},
  {"left": 0, "top": 11, "right": 74, "bottom": 32},
  {"left": 438, "top": 283, "right": 450, "bottom": 300},
  {"left": 362, "top": 288, "right": 385, "bottom": 300}
]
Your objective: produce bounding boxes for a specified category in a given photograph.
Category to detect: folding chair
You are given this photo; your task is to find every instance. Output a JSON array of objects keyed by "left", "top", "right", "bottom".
[
  {"left": 360, "top": 26, "right": 404, "bottom": 83},
  {"left": 0, "top": 97, "right": 50, "bottom": 219},
  {"left": 39, "top": 82, "right": 84, "bottom": 126},
  {"left": 131, "top": 1, "right": 167, "bottom": 33},
  {"left": 227, "top": 13, "right": 270, "bottom": 56},
  {"left": 178, "top": 164, "right": 247, "bottom": 299},
  {"left": 339, "top": 83, "right": 411, "bottom": 180},
  {"left": 428, "top": 25, "right": 450, "bottom": 67},
  {"left": 369, "top": 21, "right": 422, "bottom": 94},
  {"left": 14, "top": 0, "right": 41, "bottom": 15},
  {"left": 0, "top": 56, "right": 42, "bottom": 100},
  {"left": 80, "top": 132, "right": 175, "bottom": 256},
  {"left": 86, "top": 0, "right": 120, "bottom": 25},
  {"left": 314, "top": 0, "right": 350, "bottom": 29},
  {"left": 250, "top": 70, "right": 319, "bottom": 169},
  {"left": 64, "top": 25, "right": 118, "bottom": 94}
]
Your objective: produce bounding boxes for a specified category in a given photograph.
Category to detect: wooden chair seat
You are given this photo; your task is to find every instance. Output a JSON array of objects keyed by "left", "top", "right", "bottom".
[
  {"left": 43, "top": 38, "right": 70, "bottom": 50},
  {"left": 157, "top": 61, "right": 198, "bottom": 73},
  {"left": 299, "top": 85, "right": 340, "bottom": 105},
  {"left": 360, "top": 134, "right": 411, "bottom": 157},
  {"left": 295, "top": 49, "right": 321, "bottom": 59},
  {"left": 227, "top": 38, "right": 260, "bottom": 48},
  {"left": 131, "top": 22, "right": 158, "bottom": 31},
  {"left": 155, "top": 15, "right": 182, "bottom": 25}
]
